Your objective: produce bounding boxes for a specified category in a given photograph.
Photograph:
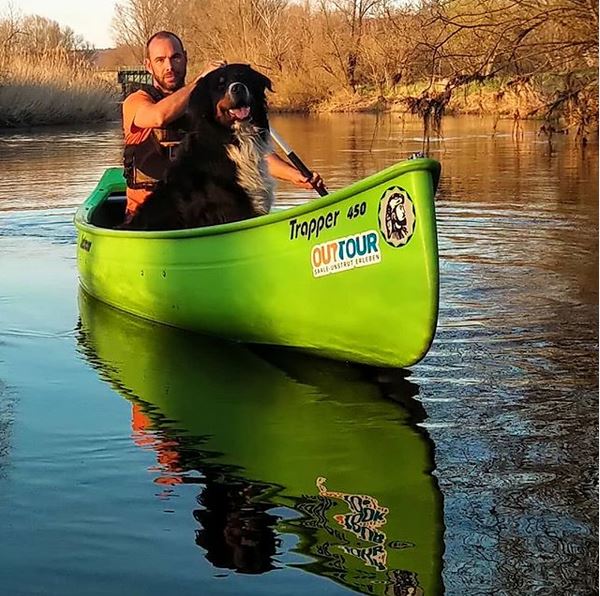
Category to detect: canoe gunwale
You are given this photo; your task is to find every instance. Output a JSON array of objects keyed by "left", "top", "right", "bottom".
[{"left": 74, "top": 158, "right": 441, "bottom": 239}]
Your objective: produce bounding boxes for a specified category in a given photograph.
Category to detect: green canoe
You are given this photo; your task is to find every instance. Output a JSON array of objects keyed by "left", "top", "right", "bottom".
[
  {"left": 77, "top": 291, "right": 444, "bottom": 594},
  {"left": 75, "top": 158, "right": 440, "bottom": 367}
]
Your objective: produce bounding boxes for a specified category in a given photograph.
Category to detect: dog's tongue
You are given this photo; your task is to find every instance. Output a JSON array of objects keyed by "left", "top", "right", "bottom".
[{"left": 229, "top": 106, "right": 251, "bottom": 120}]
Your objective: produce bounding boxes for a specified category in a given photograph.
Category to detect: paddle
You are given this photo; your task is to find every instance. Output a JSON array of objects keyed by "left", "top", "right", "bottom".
[{"left": 270, "top": 128, "right": 328, "bottom": 197}]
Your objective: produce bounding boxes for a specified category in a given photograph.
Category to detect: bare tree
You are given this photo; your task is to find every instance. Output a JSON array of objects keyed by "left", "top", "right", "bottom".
[
  {"left": 18, "top": 15, "right": 90, "bottom": 53},
  {"left": 111, "top": 0, "right": 182, "bottom": 62},
  {"left": 105, "top": 0, "right": 598, "bottom": 135},
  {"left": 0, "top": 2, "right": 22, "bottom": 46},
  {"left": 418, "top": 0, "right": 599, "bottom": 139},
  {"left": 317, "top": 0, "right": 385, "bottom": 91}
]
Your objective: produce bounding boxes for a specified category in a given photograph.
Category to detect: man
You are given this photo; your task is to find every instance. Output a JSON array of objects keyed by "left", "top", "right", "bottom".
[{"left": 123, "top": 31, "right": 325, "bottom": 218}]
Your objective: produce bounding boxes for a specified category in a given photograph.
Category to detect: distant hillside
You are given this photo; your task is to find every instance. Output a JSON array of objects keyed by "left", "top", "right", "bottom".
[{"left": 91, "top": 46, "right": 141, "bottom": 70}]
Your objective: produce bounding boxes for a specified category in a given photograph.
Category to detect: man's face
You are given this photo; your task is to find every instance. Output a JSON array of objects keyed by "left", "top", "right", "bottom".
[{"left": 145, "top": 36, "right": 187, "bottom": 93}]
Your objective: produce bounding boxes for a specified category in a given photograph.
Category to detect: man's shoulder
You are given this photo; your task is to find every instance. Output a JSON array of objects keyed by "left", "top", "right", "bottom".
[
  {"left": 123, "top": 88, "right": 157, "bottom": 135},
  {"left": 124, "top": 88, "right": 155, "bottom": 106}
]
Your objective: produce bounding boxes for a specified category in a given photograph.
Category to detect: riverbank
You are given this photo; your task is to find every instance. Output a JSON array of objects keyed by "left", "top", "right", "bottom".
[
  {"left": 0, "top": 82, "right": 562, "bottom": 128},
  {"left": 272, "top": 78, "right": 599, "bottom": 126},
  {"left": 272, "top": 79, "right": 599, "bottom": 144},
  {"left": 1, "top": 70, "right": 597, "bottom": 140}
]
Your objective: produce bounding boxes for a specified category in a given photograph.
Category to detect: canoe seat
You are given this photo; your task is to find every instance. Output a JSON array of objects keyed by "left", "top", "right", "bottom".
[{"left": 91, "top": 194, "right": 127, "bottom": 229}]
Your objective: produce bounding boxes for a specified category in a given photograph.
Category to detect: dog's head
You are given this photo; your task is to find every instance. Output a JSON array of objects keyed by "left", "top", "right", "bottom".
[{"left": 188, "top": 63, "right": 272, "bottom": 132}]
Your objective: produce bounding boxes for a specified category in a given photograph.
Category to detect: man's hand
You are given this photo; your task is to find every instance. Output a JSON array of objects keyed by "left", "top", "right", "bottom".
[
  {"left": 266, "top": 153, "right": 327, "bottom": 195},
  {"left": 291, "top": 171, "right": 327, "bottom": 195}
]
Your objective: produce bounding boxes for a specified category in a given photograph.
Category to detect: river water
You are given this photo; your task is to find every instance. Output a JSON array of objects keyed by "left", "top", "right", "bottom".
[{"left": 0, "top": 115, "right": 597, "bottom": 595}]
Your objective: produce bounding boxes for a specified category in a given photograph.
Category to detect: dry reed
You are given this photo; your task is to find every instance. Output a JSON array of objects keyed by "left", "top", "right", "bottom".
[{"left": 0, "top": 49, "right": 120, "bottom": 127}]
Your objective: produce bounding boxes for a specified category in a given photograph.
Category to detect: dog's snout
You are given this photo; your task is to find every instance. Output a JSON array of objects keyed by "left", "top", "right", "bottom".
[
  {"left": 228, "top": 82, "right": 250, "bottom": 102},
  {"left": 229, "top": 82, "right": 245, "bottom": 94}
]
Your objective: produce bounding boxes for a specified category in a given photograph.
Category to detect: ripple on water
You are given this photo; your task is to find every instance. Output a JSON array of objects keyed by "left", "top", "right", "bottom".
[
  {"left": 0, "top": 117, "right": 597, "bottom": 595},
  {"left": 0, "top": 208, "right": 77, "bottom": 243}
]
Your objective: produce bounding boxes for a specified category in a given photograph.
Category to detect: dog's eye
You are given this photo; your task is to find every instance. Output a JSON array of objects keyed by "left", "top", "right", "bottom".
[{"left": 217, "top": 77, "right": 226, "bottom": 89}]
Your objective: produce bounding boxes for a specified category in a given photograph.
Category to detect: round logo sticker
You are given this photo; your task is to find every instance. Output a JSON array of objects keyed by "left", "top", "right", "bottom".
[{"left": 378, "top": 187, "right": 416, "bottom": 247}]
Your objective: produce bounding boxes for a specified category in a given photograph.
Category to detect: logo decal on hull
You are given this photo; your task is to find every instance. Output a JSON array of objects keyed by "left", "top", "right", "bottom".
[
  {"left": 311, "top": 230, "right": 381, "bottom": 277},
  {"left": 79, "top": 237, "right": 92, "bottom": 252},
  {"left": 378, "top": 187, "right": 416, "bottom": 247}
]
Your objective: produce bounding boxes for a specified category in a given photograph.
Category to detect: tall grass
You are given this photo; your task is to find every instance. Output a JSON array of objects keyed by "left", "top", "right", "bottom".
[{"left": 0, "top": 49, "right": 120, "bottom": 128}]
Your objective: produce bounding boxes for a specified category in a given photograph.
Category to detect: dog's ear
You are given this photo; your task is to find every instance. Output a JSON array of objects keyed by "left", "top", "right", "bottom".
[
  {"left": 246, "top": 68, "right": 272, "bottom": 134},
  {"left": 253, "top": 94, "right": 270, "bottom": 134},
  {"left": 254, "top": 71, "right": 273, "bottom": 94},
  {"left": 187, "top": 75, "right": 214, "bottom": 130}
]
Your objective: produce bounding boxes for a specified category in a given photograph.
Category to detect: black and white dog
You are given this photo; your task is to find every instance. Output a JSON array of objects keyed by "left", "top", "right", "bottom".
[{"left": 124, "top": 64, "right": 274, "bottom": 230}]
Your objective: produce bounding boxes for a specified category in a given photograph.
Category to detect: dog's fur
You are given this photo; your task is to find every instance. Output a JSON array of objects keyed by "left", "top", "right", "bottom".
[{"left": 123, "top": 64, "right": 274, "bottom": 231}]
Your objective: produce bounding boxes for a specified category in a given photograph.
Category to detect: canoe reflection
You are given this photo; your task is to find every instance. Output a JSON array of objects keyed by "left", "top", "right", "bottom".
[{"left": 77, "top": 290, "right": 444, "bottom": 595}]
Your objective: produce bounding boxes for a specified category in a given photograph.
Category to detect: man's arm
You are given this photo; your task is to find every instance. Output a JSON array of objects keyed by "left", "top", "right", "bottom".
[
  {"left": 132, "top": 61, "right": 226, "bottom": 129},
  {"left": 132, "top": 81, "right": 197, "bottom": 129},
  {"left": 266, "top": 153, "right": 326, "bottom": 193}
]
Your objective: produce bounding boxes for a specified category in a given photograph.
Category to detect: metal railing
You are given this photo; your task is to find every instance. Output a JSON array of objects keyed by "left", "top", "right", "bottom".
[{"left": 117, "top": 68, "right": 152, "bottom": 97}]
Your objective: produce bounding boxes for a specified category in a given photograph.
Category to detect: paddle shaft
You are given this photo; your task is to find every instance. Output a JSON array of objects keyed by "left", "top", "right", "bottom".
[{"left": 270, "top": 129, "right": 328, "bottom": 196}]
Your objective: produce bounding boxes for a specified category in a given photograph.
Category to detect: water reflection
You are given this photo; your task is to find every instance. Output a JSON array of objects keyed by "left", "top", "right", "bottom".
[
  {"left": 0, "top": 123, "right": 122, "bottom": 211},
  {"left": 77, "top": 290, "right": 444, "bottom": 595},
  {"left": 1, "top": 115, "right": 596, "bottom": 212},
  {"left": 2, "top": 114, "right": 596, "bottom": 593}
]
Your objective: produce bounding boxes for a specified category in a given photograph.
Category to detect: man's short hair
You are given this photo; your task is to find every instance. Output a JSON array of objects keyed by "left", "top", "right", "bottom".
[{"left": 145, "top": 31, "right": 185, "bottom": 57}]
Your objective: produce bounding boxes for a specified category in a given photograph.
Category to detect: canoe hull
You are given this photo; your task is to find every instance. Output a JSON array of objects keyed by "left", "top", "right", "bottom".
[{"left": 75, "top": 159, "right": 440, "bottom": 367}]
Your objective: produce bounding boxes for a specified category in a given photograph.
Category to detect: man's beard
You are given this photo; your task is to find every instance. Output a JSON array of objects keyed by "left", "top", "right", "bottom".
[{"left": 153, "top": 69, "right": 185, "bottom": 93}]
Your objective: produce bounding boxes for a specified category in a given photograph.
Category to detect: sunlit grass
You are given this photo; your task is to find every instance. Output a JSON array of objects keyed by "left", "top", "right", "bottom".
[{"left": 0, "top": 50, "right": 120, "bottom": 127}]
